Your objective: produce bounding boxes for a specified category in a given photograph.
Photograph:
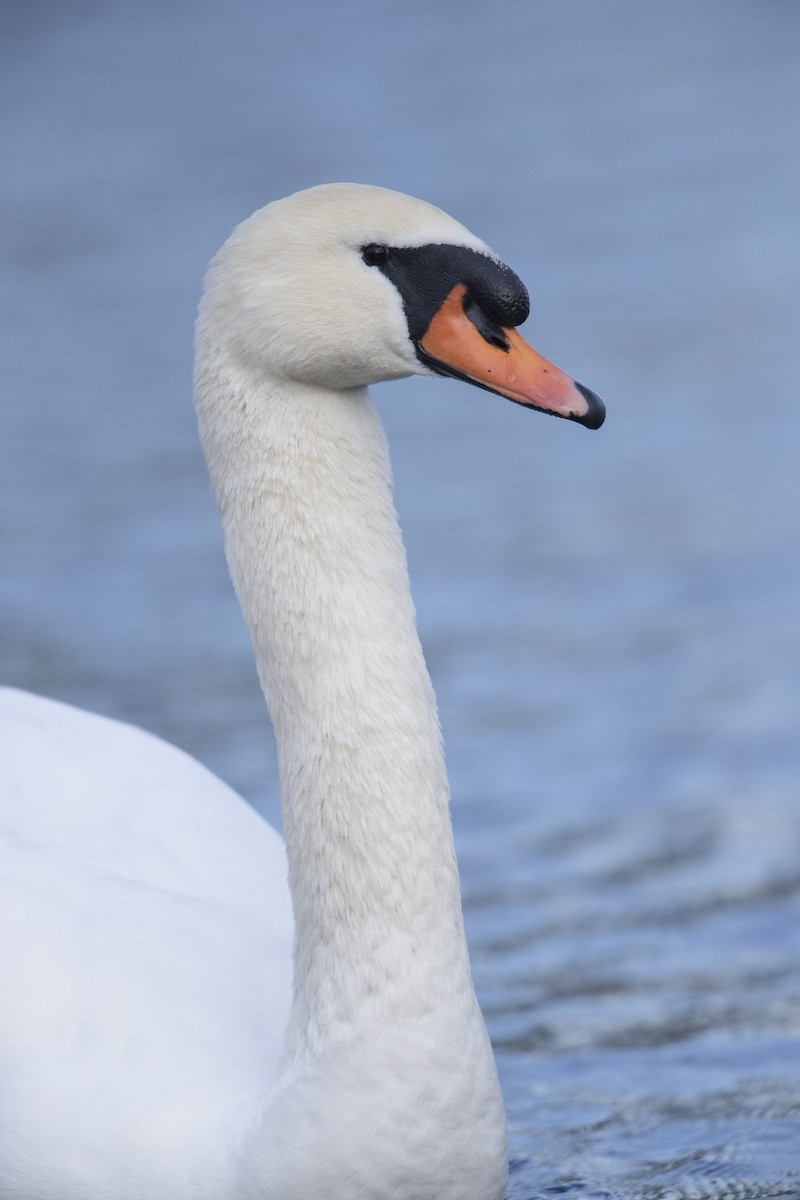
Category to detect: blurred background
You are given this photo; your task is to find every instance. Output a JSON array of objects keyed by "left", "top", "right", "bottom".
[{"left": 2, "top": 1, "right": 800, "bottom": 1195}]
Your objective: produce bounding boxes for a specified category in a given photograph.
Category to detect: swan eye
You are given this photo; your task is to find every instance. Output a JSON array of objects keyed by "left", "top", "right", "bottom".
[{"left": 361, "top": 244, "right": 389, "bottom": 267}]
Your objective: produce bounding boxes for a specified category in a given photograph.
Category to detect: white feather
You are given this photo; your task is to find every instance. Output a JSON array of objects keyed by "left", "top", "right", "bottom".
[{"left": 0, "top": 185, "right": 507, "bottom": 1199}]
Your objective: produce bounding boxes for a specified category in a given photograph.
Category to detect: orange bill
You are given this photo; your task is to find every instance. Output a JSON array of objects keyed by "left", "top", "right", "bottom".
[{"left": 419, "top": 285, "right": 604, "bottom": 429}]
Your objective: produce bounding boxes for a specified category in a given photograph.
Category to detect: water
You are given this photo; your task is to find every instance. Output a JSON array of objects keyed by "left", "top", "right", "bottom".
[{"left": 2, "top": 2, "right": 799, "bottom": 1195}]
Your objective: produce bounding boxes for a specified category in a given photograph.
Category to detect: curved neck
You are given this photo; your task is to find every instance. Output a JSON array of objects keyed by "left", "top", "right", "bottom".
[{"left": 195, "top": 359, "right": 474, "bottom": 1060}]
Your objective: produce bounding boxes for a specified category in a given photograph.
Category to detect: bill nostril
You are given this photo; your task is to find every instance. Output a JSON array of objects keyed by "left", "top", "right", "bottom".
[{"left": 462, "top": 292, "right": 511, "bottom": 351}]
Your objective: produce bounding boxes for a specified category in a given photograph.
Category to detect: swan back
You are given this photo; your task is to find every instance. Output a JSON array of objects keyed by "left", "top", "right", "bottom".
[{"left": 0, "top": 688, "right": 292, "bottom": 1198}]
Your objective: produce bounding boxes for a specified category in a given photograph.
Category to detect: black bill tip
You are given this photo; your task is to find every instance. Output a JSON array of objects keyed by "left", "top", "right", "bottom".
[{"left": 574, "top": 382, "right": 606, "bottom": 430}]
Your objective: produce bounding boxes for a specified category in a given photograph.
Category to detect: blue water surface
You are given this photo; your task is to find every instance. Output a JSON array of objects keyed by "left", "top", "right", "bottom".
[{"left": 1, "top": 2, "right": 799, "bottom": 1196}]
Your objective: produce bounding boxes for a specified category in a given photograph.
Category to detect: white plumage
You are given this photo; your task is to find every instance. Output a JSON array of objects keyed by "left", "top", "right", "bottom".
[
  {"left": 1, "top": 184, "right": 599, "bottom": 1198},
  {"left": 0, "top": 688, "right": 292, "bottom": 1196}
]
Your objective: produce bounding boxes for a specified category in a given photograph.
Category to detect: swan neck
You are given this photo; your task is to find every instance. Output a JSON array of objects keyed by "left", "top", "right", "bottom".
[{"left": 195, "top": 362, "right": 474, "bottom": 1049}]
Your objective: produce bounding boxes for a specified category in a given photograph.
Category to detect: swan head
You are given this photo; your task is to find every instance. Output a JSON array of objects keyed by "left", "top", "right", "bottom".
[{"left": 198, "top": 183, "right": 604, "bottom": 428}]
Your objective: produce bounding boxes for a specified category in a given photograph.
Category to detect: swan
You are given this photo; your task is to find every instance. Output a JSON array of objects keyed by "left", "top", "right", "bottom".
[{"left": 0, "top": 183, "right": 604, "bottom": 1200}]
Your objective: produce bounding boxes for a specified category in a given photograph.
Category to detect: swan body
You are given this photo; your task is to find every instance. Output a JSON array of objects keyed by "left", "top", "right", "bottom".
[{"left": 0, "top": 184, "right": 603, "bottom": 1198}]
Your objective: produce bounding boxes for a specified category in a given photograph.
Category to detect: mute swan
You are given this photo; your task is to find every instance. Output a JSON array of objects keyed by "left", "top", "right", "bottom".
[{"left": 0, "top": 184, "right": 604, "bottom": 1200}]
